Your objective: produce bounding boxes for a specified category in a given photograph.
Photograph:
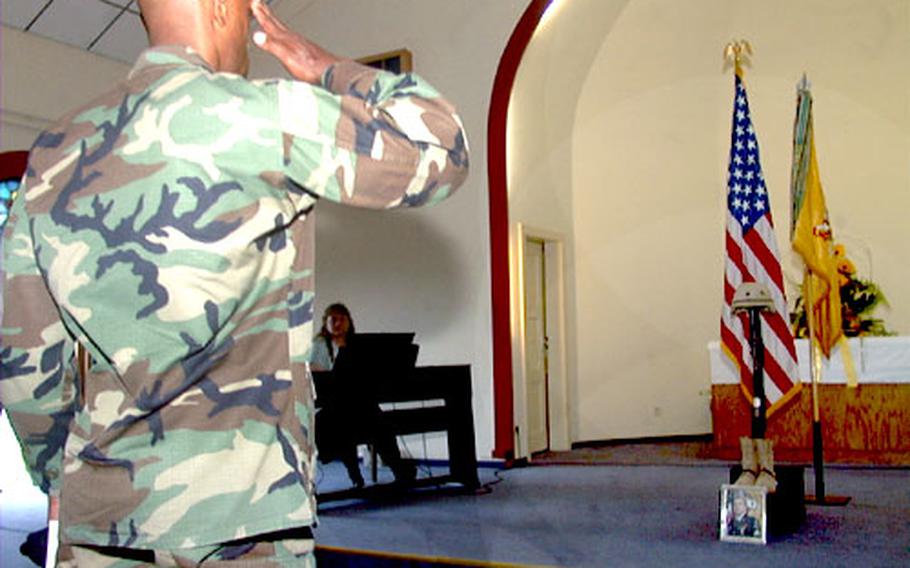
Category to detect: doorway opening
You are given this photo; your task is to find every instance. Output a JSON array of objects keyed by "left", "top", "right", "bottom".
[
  {"left": 524, "top": 237, "right": 549, "bottom": 454},
  {"left": 512, "top": 224, "right": 569, "bottom": 459}
]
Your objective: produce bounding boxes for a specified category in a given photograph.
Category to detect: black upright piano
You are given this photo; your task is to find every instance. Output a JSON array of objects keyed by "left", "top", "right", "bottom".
[{"left": 312, "top": 333, "right": 480, "bottom": 502}]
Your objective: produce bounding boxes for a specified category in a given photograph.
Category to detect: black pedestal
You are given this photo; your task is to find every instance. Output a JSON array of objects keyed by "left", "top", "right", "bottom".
[{"left": 730, "top": 465, "right": 806, "bottom": 536}]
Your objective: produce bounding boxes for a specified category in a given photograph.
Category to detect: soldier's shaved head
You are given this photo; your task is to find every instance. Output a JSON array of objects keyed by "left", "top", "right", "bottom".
[{"left": 138, "top": 0, "right": 253, "bottom": 75}]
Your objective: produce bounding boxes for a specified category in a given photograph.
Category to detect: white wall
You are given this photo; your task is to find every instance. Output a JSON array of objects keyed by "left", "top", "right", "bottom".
[
  {"left": 510, "top": 0, "right": 910, "bottom": 444},
  {"left": 1, "top": 25, "right": 130, "bottom": 151}
]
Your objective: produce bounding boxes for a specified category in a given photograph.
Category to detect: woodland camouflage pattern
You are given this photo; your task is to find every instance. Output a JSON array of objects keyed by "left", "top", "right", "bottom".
[
  {"left": 1, "top": 46, "right": 467, "bottom": 550},
  {"left": 58, "top": 531, "right": 316, "bottom": 567}
]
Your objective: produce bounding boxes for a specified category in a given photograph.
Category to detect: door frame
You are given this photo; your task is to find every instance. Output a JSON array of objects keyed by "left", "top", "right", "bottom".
[{"left": 510, "top": 222, "right": 570, "bottom": 459}]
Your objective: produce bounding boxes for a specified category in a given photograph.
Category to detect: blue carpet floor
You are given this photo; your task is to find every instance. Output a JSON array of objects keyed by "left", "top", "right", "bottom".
[
  {"left": 314, "top": 462, "right": 910, "bottom": 567},
  {"left": 3, "top": 459, "right": 909, "bottom": 566}
]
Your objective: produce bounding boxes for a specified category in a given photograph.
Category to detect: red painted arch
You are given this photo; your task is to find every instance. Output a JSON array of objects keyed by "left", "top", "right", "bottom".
[{"left": 488, "top": 0, "right": 553, "bottom": 460}]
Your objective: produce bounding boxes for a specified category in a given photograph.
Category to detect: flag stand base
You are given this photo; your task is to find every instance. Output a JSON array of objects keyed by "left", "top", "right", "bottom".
[{"left": 805, "top": 494, "right": 851, "bottom": 506}]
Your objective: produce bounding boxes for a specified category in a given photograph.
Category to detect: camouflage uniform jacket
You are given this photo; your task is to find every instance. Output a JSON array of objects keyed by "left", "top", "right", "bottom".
[{"left": 0, "top": 45, "right": 468, "bottom": 549}]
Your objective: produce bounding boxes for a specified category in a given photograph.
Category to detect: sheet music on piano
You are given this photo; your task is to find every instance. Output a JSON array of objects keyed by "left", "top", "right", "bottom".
[{"left": 313, "top": 332, "right": 418, "bottom": 401}]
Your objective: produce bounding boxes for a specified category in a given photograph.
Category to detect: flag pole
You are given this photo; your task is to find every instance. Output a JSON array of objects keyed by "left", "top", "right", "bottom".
[
  {"left": 803, "top": 269, "right": 827, "bottom": 501},
  {"left": 793, "top": 76, "right": 851, "bottom": 507},
  {"left": 803, "top": 270, "right": 850, "bottom": 506}
]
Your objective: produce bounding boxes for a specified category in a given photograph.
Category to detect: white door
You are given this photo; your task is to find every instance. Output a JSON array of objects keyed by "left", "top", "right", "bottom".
[{"left": 524, "top": 238, "right": 549, "bottom": 454}]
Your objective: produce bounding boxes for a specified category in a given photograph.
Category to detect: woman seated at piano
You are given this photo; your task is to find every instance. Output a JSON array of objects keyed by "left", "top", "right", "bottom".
[
  {"left": 310, "top": 302, "right": 355, "bottom": 372},
  {"left": 311, "top": 303, "right": 416, "bottom": 488}
]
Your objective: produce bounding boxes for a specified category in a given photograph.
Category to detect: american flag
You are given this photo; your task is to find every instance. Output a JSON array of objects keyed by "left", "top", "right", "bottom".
[{"left": 720, "top": 72, "right": 800, "bottom": 414}]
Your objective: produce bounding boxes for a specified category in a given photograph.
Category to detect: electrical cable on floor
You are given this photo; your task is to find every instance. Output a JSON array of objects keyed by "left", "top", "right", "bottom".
[
  {"left": 410, "top": 402, "right": 434, "bottom": 479},
  {"left": 399, "top": 434, "right": 434, "bottom": 481},
  {"left": 396, "top": 402, "right": 436, "bottom": 480},
  {"left": 419, "top": 430, "right": 433, "bottom": 478},
  {"left": 397, "top": 425, "right": 506, "bottom": 495}
]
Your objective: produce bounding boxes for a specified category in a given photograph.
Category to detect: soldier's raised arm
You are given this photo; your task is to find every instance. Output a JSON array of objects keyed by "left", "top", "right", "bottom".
[{"left": 252, "top": 0, "right": 469, "bottom": 209}]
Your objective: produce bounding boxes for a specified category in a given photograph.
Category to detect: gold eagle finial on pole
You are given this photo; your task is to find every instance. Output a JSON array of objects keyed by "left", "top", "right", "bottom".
[{"left": 723, "top": 40, "right": 753, "bottom": 76}]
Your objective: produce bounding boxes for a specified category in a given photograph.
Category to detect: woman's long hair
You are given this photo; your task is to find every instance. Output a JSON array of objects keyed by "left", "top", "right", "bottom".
[{"left": 318, "top": 303, "right": 356, "bottom": 341}]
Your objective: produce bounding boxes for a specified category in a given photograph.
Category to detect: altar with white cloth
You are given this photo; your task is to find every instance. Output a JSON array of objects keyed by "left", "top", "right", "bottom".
[{"left": 708, "top": 336, "right": 910, "bottom": 465}]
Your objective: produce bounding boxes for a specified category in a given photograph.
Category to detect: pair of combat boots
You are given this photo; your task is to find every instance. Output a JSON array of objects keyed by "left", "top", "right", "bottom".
[{"left": 734, "top": 437, "right": 777, "bottom": 493}]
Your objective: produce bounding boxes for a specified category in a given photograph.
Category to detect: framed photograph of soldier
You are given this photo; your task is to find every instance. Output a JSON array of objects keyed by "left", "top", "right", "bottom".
[{"left": 719, "top": 484, "right": 767, "bottom": 544}]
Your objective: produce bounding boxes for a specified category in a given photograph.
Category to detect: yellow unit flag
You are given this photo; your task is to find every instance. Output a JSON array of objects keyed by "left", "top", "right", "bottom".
[{"left": 790, "top": 81, "right": 842, "bottom": 359}]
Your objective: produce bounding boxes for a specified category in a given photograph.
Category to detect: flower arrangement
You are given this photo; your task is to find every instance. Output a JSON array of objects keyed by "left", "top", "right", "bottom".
[{"left": 791, "top": 244, "right": 895, "bottom": 338}]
